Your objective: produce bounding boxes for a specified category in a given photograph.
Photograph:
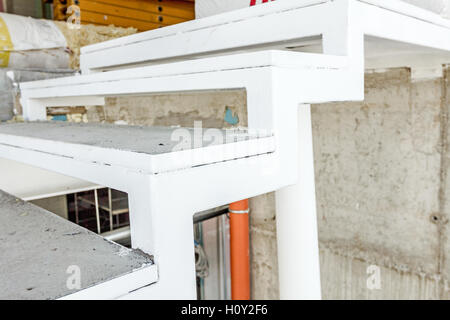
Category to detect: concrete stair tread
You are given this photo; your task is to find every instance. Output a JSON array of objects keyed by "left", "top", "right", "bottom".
[
  {"left": 21, "top": 50, "right": 347, "bottom": 91},
  {"left": 0, "top": 189, "right": 156, "bottom": 300},
  {"left": 0, "top": 122, "right": 275, "bottom": 174},
  {"left": 78, "top": 0, "right": 450, "bottom": 73}
]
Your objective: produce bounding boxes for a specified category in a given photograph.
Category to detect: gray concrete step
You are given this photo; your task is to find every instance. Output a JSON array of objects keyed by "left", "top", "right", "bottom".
[
  {"left": 0, "top": 121, "right": 275, "bottom": 174},
  {"left": 0, "top": 189, "right": 155, "bottom": 300}
]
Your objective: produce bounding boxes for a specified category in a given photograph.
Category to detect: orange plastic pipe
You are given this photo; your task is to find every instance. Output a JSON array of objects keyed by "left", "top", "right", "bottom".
[{"left": 229, "top": 199, "right": 250, "bottom": 300}]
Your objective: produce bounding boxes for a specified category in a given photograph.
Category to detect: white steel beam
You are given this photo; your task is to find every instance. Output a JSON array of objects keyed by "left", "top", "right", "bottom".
[
  {"left": 9, "top": 0, "right": 450, "bottom": 300},
  {"left": 275, "top": 105, "right": 322, "bottom": 300},
  {"left": 8, "top": 50, "right": 357, "bottom": 299},
  {"left": 79, "top": 0, "right": 450, "bottom": 74}
]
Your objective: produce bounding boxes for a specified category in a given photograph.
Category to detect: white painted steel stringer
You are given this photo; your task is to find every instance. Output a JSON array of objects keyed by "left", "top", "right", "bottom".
[{"left": 2, "top": 0, "right": 450, "bottom": 299}]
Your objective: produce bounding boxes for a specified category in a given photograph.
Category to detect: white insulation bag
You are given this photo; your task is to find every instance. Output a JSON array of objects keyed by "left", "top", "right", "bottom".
[{"left": 0, "top": 13, "right": 68, "bottom": 69}]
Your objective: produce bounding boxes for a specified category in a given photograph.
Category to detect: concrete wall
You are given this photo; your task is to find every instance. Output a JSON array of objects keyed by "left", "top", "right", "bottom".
[
  {"left": 85, "top": 66, "right": 450, "bottom": 300},
  {"left": 314, "top": 68, "right": 449, "bottom": 299}
]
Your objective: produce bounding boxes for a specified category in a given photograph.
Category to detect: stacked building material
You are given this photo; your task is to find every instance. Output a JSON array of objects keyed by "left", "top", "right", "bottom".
[
  {"left": 0, "top": 12, "right": 68, "bottom": 69},
  {"left": 52, "top": 0, "right": 195, "bottom": 31},
  {"left": 0, "top": 12, "right": 137, "bottom": 121}
]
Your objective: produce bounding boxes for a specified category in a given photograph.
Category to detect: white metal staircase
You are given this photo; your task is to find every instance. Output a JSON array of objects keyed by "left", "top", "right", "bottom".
[{"left": 1, "top": 0, "right": 450, "bottom": 299}]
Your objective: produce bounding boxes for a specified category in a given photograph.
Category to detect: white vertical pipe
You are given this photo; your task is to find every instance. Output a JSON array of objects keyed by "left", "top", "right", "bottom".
[
  {"left": 275, "top": 104, "right": 322, "bottom": 300},
  {"left": 94, "top": 189, "right": 101, "bottom": 234}
]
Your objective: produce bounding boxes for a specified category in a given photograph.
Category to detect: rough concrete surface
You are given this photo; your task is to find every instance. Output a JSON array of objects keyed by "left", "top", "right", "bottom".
[
  {"left": 442, "top": 68, "right": 450, "bottom": 299},
  {"left": 315, "top": 70, "right": 441, "bottom": 277},
  {"left": 87, "top": 91, "right": 248, "bottom": 129},
  {"left": 314, "top": 68, "right": 447, "bottom": 299},
  {"left": 84, "top": 67, "right": 450, "bottom": 300},
  {"left": 319, "top": 246, "right": 441, "bottom": 299},
  {"left": 86, "top": 89, "right": 280, "bottom": 300},
  {"left": 195, "top": 0, "right": 450, "bottom": 19},
  {"left": 0, "top": 190, "right": 153, "bottom": 300},
  {"left": 0, "top": 121, "right": 260, "bottom": 156},
  {"left": 250, "top": 193, "right": 279, "bottom": 300}
]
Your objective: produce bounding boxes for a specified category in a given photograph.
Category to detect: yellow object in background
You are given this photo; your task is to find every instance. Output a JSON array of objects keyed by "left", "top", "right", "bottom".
[{"left": 0, "top": 16, "right": 13, "bottom": 67}]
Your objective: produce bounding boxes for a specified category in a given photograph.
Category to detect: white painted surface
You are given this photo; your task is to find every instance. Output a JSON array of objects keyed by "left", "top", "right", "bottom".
[
  {"left": 195, "top": 0, "right": 450, "bottom": 19},
  {"left": 11, "top": 49, "right": 353, "bottom": 298},
  {"left": 8, "top": 0, "right": 450, "bottom": 300},
  {"left": 403, "top": 0, "right": 450, "bottom": 18},
  {"left": 60, "top": 265, "right": 158, "bottom": 300},
  {"left": 275, "top": 105, "right": 321, "bottom": 300}
]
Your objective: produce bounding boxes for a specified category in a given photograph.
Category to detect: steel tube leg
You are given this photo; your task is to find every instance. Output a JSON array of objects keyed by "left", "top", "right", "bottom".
[
  {"left": 275, "top": 104, "right": 322, "bottom": 300},
  {"left": 125, "top": 179, "right": 197, "bottom": 300},
  {"left": 94, "top": 189, "right": 101, "bottom": 234},
  {"left": 21, "top": 99, "right": 47, "bottom": 121}
]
